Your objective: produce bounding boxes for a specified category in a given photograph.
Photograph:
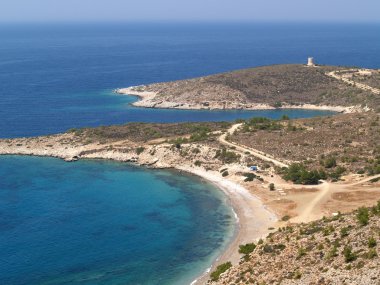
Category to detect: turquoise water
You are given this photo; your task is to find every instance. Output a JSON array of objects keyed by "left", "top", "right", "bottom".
[{"left": 0, "top": 156, "right": 235, "bottom": 285}]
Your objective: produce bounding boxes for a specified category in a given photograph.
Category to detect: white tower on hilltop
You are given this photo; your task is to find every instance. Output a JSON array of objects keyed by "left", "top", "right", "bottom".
[{"left": 307, "top": 57, "right": 315, "bottom": 67}]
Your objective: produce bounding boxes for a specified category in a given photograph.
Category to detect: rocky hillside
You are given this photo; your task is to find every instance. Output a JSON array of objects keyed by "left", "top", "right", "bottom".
[
  {"left": 142, "top": 64, "right": 378, "bottom": 110},
  {"left": 209, "top": 203, "right": 380, "bottom": 285}
]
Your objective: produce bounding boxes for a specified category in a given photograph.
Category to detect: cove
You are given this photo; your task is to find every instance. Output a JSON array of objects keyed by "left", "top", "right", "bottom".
[{"left": 0, "top": 156, "right": 235, "bottom": 285}]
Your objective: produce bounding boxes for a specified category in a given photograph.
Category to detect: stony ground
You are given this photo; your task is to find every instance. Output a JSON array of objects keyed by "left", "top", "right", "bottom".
[
  {"left": 144, "top": 64, "right": 378, "bottom": 110},
  {"left": 209, "top": 204, "right": 380, "bottom": 285}
]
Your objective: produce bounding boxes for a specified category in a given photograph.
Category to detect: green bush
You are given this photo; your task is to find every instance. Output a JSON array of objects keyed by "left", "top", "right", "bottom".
[
  {"left": 368, "top": 237, "right": 377, "bottom": 248},
  {"left": 356, "top": 207, "right": 369, "bottom": 226},
  {"left": 210, "top": 262, "right": 232, "bottom": 281},
  {"left": 297, "top": 247, "right": 307, "bottom": 259},
  {"left": 194, "top": 160, "right": 202, "bottom": 167},
  {"left": 215, "top": 148, "right": 241, "bottom": 164},
  {"left": 281, "top": 163, "right": 326, "bottom": 185},
  {"left": 340, "top": 227, "right": 350, "bottom": 238},
  {"left": 239, "top": 243, "right": 256, "bottom": 255},
  {"left": 269, "top": 183, "right": 275, "bottom": 191},
  {"left": 136, "top": 147, "right": 145, "bottom": 154},
  {"left": 326, "top": 245, "right": 338, "bottom": 260},
  {"left": 343, "top": 246, "right": 357, "bottom": 263},
  {"left": 329, "top": 166, "right": 346, "bottom": 180},
  {"left": 323, "top": 157, "right": 337, "bottom": 168},
  {"left": 243, "top": 172, "right": 257, "bottom": 182},
  {"left": 222, "top": 171, "right": 229, "bottom": 177},
  {"left": 244, "top": 117, "right": 283, "bottom": 131}
]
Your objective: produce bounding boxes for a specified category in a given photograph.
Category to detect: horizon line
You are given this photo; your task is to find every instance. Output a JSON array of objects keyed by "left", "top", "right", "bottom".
[{"left": 1, "top": 19, "right": 380, "bottom": 25}]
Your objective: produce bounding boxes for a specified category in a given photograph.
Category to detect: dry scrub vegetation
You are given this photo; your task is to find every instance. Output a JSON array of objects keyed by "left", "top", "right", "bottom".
[
  {"left": 68, "top": 122, "right": 231, "bottom": 143},
  {"left": 146, "top": 64, "right": 378, "bottom": 109},
  {"left": 209, "top": 203, "right": 380, "bottom": 284},
  {"left": 231, "top": 112, "right": 380, "bottom": 177}
]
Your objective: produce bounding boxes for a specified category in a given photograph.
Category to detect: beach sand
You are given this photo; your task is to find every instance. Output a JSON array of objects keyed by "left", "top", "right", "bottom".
[{"left": 177, "top": 167, "right": 277, "bottom": 285}]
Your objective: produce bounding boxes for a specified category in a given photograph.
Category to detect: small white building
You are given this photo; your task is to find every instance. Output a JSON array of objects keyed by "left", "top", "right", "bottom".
[{"left": 307, "top": 57, "right": 315, "bottom": 67}]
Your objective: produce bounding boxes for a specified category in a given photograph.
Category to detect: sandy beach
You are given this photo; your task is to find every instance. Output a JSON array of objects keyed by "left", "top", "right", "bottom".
[{"left": 178, "top": 167, "right": 277, "bottom": 285}]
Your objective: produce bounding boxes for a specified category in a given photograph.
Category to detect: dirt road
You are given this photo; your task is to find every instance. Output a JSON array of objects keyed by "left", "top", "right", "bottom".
[{"left": 218, "top": 124, "right": 289, "bottom": 168}]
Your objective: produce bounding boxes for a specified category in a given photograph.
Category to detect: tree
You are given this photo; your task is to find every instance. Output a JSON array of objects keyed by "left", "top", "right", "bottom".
[{"left": 269, "top": 183, "right": 275, "bottom": 191}]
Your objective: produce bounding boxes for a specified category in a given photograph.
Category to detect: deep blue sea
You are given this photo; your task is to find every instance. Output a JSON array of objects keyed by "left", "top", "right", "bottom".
[
  {"left": 0, "top": 23, "right": 379, "bottom": 285},
  {"left": 2, "top": 22, "right": 380, "bottom": 138}
]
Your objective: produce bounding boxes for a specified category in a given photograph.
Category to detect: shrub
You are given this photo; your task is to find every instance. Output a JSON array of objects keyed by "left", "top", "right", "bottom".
[
  {"left": 239, "top": 243, "right": 256, "bottom": 255},
  {"left": 327, "top": 245, "right": 338, "bottom": 260},
  {"left": 210, "top": 262, "right": 232, "bottom": 281},
  {"left": 340, "top": 227, "right": 350, "bottom": 238},
  {"left": 274, "top": 244, "right": 286, "bottom": 251},
  {"left": 368, "top": 237, "right": 377, "bottom": 248},
  {"left": 281, "top": 163, "right": 326, "bottom": 185},
  {"left": 243, "top": 172, "right": 257, "bottom": 182},
  {"left": 297, "top": 247, "right": 307, "bottom": 259},
  {"left": 269, "top": 183, "right": 275, "bottom": 191},
  {"left": 356, "top": 207, "right": 369, "bottom": 226},
  {"left": 364, "top": 248, "right": 377, "bottom": 259},
  {"left": 343, "top": 246, "right": 357, "bottom": 263},
  {"left": 281, "top": 215, "right": 290, "bottom": 221},
  {"left": 222, "top": 171, "right": 229, "bottom": 177},
  {"left": 329, "top": 166, "right": 346, "bottom": 180},
  {"left": 215, "top": 148, "right": 241, "bottom": 164},
  {"left": 136, "top": 147, "right": 145, "bottom": 154},
  {"left": 194, "top": 160, "right": 202, "bottom": 167},
  {"left": 324, "top": 157, "right": 337, "bottom": 168},
  {"left": 244, "top": 117, "right": 283, "bottom": 131}
]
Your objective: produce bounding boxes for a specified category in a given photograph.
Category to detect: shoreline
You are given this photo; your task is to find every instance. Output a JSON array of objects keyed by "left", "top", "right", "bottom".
[
  {"left": 177, "top": 166, "right": 277, "bottom": 285},
  {"left": 115, "top": 87, "right": 366, "bottom": 114}
]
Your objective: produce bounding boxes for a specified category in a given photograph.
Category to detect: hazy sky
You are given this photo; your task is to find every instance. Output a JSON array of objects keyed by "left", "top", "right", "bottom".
[{"left": 1, "top": 0, "right": 380, "bottom": 23}]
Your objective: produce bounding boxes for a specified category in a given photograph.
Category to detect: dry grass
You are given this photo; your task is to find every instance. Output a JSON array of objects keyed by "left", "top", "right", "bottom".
[
  {"left": 231, "top": 112, "right": 380, "bottom": 174},
  {"left": 146, "top": 64, "right": 377, "bottom": 109}
]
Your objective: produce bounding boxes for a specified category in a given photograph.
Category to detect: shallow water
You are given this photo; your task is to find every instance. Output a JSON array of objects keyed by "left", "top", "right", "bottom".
[{"left": 0, "top": 156, "right": 235, "bottom": 285}]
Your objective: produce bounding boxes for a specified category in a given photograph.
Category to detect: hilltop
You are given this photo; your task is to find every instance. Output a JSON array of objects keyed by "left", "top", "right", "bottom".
[{"left": 116, "top": 64, "right": 380, "bottom": 112}]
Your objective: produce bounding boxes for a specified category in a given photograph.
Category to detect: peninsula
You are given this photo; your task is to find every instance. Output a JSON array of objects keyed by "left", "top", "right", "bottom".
[
  {"left": 116, "top": 64, "right": 380, "bottom": 113},
  {"left": 1, "top": 62, "right": 380, "bottom": 284}
]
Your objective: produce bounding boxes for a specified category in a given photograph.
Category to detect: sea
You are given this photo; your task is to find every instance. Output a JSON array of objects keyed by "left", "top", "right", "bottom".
[{"left": 0, "top": 22, "right": 379, "bottom": 284}]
